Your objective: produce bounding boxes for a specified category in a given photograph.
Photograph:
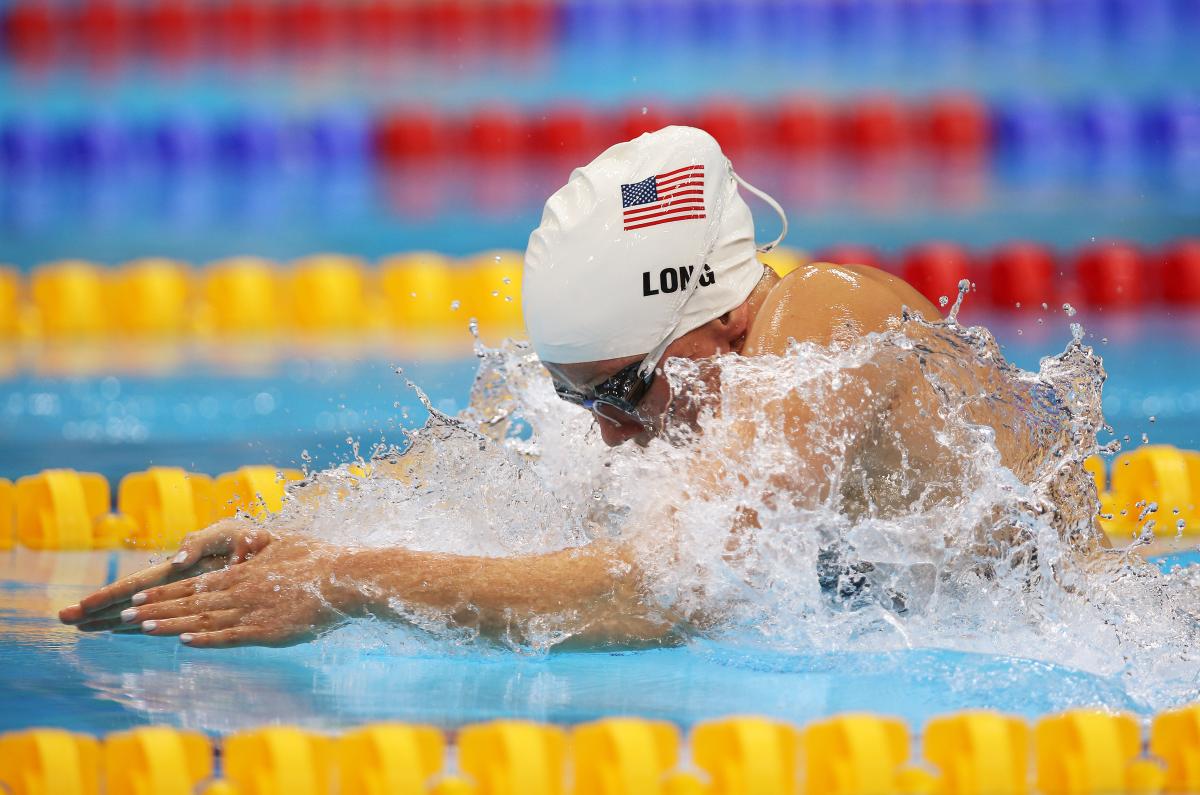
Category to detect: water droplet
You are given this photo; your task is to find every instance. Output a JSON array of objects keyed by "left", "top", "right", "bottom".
[
  {"left": 1149, "top": 415, "right": 1157, "bottom": 423},
  {"left": 450, "top": 300, "right": 461, "bottom": 311},
  {"left": 1062, "top": 302, "right": 1076, "bottom": 317},
  {"left": 641, "top": 106, "right": 648, "bottom": 115},
  {"left": 1014, "top": 301, "right": 1022, "bottom": 309},
  {"left": 939, "top": 295, "right": 949, "bottom": 307},
  {"left": 502, "top": 276, "right": 512, "bottom": 284},
  {"left": 491, "top": 290, "right": 500, "bottom": 297},
  {"left": 1141, "top": 433, "right": 1149, "bottom": 444}
]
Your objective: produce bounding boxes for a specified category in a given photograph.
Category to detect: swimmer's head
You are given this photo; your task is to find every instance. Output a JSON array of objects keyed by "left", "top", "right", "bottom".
[{"left": 522, "top": 125, "right": 786, "bottom": 446}]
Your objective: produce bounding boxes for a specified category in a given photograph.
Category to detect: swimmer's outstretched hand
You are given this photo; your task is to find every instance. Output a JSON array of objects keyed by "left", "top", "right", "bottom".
[
  {"left": 58, "top": 519, "right": 273, "bottom": 632},
  {"left": 110, "top": 534, "right": 348, "bottom": 648}
]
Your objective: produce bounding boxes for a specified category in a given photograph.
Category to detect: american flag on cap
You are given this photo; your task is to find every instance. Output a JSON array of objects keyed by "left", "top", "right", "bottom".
[{"left": 620, "top": 165, "right": 706, "bottom": 231}]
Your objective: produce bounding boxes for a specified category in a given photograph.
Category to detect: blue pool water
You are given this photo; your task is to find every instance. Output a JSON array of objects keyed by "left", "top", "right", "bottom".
[
  {"left": 1, "top": 313, "right": 1195, "bottom": 483},
  {"left": 1, "top": 310, "right": 1199, "bottom": 734},
  {"left": 0, "top": 548, "right": 1192, "bottom": 735}
]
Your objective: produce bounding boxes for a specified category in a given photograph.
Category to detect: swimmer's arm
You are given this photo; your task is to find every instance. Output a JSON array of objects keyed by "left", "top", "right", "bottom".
[
  {"left": 114, "top": 536, "right": 677, "bottom": 648},
  {"left": 335, "top": 542, "right": 676, "bottom": 647}
]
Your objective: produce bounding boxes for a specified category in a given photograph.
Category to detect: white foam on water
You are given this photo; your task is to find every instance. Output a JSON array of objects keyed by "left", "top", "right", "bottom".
[{"left": 276, "top": 311, "right": 1200, "bottom": 712}]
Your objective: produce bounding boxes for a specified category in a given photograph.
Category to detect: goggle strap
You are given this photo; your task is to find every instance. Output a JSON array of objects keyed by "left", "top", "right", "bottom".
[{"left": 732, "top": 167, "right": 789, "bottom": 253}]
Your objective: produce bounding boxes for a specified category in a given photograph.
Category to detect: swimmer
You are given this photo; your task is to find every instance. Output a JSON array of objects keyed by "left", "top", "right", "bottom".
[{"left": 60, "top": 127, "right": 1020, "bottom": 648}]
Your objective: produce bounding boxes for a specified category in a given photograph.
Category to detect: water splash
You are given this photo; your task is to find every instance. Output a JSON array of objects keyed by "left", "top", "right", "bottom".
[{"left": 275, "top": 313, "right": 1200, "bottom": 710}]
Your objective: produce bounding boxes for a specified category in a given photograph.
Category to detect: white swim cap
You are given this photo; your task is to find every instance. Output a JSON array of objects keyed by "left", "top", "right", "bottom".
[{"left": 523, "top": 125, "right": 786, "bottom": 365}]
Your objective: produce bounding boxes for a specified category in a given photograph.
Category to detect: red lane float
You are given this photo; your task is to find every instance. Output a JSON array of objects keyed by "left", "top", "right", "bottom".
[
  {"left": 902, "top": 242, "right": 974, "bottom": 306},
  {"left": 76, "top": 0, "right": 134, "bottom": 59},
  {"left": 771, "top": 97, "right": 836, "bottom": 153},
  {"left": 988, "top": 242, "right": 1057, "bottom": 309},
  {"left": 4, "top": 0, "right": 58, "bottom": 60},
  {"left": 464, "top": 106, "right": 527, "bottom": 159},
  {"left": 1161, "top": 239, "right": 1200, "bottom": 305},
  {"left": 11, "top": 98, "right": 1193, "bottom": 166},
  {"left": 374, "top": 109, "right": 445, "bottom": 161},
  {"left": 141, "top": 0, "right": 205, "bottom": 60},
  {"left": 614, "top": 104, "right": 673, "bottom": 142},
  {"left": 1075, "top": 241, "right": 1146, "bottom": 308},
  {"left": 692, "top": 100, "right": 755, "bottom": 155},
  {"left": 920, "top": 94, "right": 991, "bottom": 155},
  {"left": 530, "top": 105, "right": 598, "bottom": 158},
  {"left": 840, "top": 96, "right": 910, "bottom": 154}
]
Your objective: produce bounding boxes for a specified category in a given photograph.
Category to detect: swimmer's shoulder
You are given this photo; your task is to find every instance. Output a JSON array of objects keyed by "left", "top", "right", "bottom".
[{"left": 743, "top": 261, "right": 940, "bottom": 356}]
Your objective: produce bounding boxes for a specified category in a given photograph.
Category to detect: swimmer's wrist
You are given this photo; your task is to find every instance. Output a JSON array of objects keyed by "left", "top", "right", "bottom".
[{"left": 323, "top": 546, "right": 427, "bottom": 617}]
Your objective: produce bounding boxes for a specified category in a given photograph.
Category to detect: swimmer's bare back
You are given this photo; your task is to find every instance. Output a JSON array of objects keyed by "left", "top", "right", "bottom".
[
  {"left": 743, "top": 262, "right": 940, "bottom": 356},
  {"left": 721, "top": 262, "right": 950, "bottom": 514}
]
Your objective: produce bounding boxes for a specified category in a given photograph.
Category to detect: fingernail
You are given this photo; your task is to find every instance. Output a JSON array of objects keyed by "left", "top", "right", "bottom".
[
  {"left": 173, "top": 551, "right": 187, "bottom": 565},
  {"left": 120, "top": 608, "right": 137, "bottom": 623},
  {"left": 180, "top": 633, "right": 194, "bottom": 644},
  {"left": 141, "top": 620, "right": 157, "bottom": 632},
  {"left": 131, "top": 592, "right": 147, "bottom": 606}
]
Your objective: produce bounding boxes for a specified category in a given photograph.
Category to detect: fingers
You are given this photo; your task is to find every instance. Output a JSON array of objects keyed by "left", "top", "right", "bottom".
[
  {"left": 60, "top": 555, "right": 233, "bottom": 626},
  {"left": 72, "top": 602, "right": 132, "bottom": 625},
  {"left": 140, "top": 609, "right": 244, "bottom": 637},
  {"left": 60, "top": 560, "right": 175, "bottom": 624},
  {"left": 182, "top": 626, "right": 284, "bottom": 649},
  {"left": 121, "top": 591, "right": 234, "bottom": 624},
  {"left": 171, "top": 519, "right": 260, "bottom": 570},
  {"left": 134, "top": 567, "right": 237, "bottom": 606},
  {"left": 230, "top": 528, "right": 272, "bottom": 565}
]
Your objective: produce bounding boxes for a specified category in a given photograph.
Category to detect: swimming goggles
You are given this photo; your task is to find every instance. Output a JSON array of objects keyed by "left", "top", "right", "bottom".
[{"left": 553, "top": 356, "right": 659, "bottom": 428}]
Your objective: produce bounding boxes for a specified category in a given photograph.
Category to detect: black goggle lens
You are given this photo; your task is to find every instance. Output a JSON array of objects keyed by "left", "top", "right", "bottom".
[{"left": 552, "top": 360, "right": 656, "bottom": 424}]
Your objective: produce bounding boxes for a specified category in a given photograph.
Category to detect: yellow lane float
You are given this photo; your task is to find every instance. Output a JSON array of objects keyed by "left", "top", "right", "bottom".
[{"left": 4, "top": 706, "right": 1200, "bottom": 795}]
